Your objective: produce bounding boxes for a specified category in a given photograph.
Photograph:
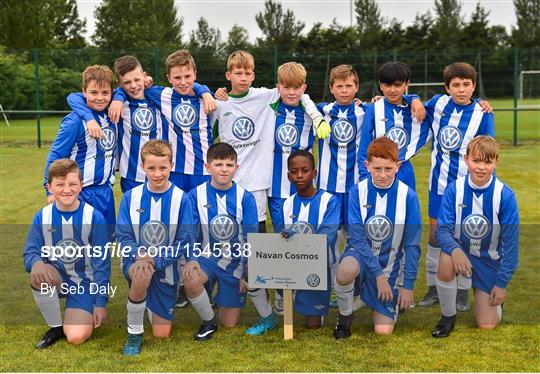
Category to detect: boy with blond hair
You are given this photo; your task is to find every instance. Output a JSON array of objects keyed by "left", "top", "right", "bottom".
[
  {"left": 432, "top": 136, "right": 518, "bottom": 337},
  {"left": 44, "top": 65, "right": 117, "bottom": 240}
]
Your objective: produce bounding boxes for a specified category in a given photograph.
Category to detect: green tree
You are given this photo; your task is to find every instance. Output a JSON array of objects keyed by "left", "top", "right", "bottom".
[
  {"left": 512, "top": 0, "right": 540, "bottom": 47},
  {"left": 224, "top": 25, "right": 251, "bottom": 55},
  {"left": 461, "top": 2, "right": 509, "bottom": 50},
  {"left": 403, "top": 11, "right": 434, "bottom": 51},
  {"left": 255, "top": 0, "right": 305, "bottom": 51},
  {"left": 297, "top": 21, "right": 358, "bottom": 53},
  {"left": 431, "top": 0, "right": 463, "bottom": 48},
  {"left": 354, "top": 0, "right": 384, "bottom": 48},
  {"left": 52, "top": 0, "right": 87, "bottom": 48},
  {"left": 189, "top": 17, "right": 222, "bottom": 55},
  {"left": 92, "top": 0, "right": 183, "bottom": 49}
]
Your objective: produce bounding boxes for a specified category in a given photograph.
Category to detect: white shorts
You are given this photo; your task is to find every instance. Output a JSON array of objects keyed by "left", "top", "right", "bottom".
[{"left": 251, "top": 189, "right": 268, "bottom": 221}]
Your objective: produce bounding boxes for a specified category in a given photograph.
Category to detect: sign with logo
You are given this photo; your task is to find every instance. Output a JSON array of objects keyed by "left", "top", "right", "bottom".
[
  {"left": 98, "top": 127, "right": 116, "bottom": 152},
  {"left": 438, "top": 126, "right": 462, "bottom": 152},
  {"left": 248, "top": 233, "right": 327, "bottom": 291},
  {"left": 331, "top": 119, "right": 356, "bottom": 144},
  {"left": 385, "top": 126, "right": 408, "bottom": 150},
  {"left": 132, "top": 107, "right": 155, "bottom": 131},
  {"left": 276, "top": 123, "right": 299, "bottom": 147},
  {"left": 173, "top": 103, "right": 198, "bottom": 128},
  {"left": 232, "top": 116, "right": 255, "bottom": 140},
  {"left": 463, "top": 214, "right": 491, "bottom": 240}
]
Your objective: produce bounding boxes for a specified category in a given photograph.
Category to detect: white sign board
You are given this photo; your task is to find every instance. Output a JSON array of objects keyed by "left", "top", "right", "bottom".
[{"left": 247, "top": 233, "right": 327, "bottom": 291}]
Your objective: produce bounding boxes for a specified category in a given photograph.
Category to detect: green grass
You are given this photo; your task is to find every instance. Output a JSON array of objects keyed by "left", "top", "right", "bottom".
[{"left": 0, "top": 101, "right": 539, "bottom": 371}]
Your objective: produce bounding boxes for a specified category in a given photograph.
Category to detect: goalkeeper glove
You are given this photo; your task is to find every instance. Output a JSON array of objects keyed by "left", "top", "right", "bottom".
[{"left": 314, "top": 117, "right": 331, "bottom": 139}]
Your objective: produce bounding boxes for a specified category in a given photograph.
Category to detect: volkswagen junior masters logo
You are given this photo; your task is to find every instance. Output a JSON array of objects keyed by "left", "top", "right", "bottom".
[
  {"left": 173, "top": 103, "right": 198, "bottom": 128},
  {"left": 438, "top": 126, "right": 462, "bottom": 152},
  {"left": 463, "top": 214, "right": 491, "bottom": 240},
  {"left": 140, "top": 220, "right": 168, "bottom": 247},
  {"left": 210, "top": 214, "right": 237, "bottom": 241},
  {"left": 331, "top": 119, "right": 356, "bottom": 144},
  {"left": 289, "top": 221, "right": 314, "bottom": 234},
  {"left": 98, "top": 127, "right": 116, "bottom": 152},
  {"left": 132, "top": 107, "right": 155, "bottom": 131},
  {"left": 386, "top": 126, "right": 408, "bottom": 150},
  {"left": 365, "top": 215, "right": 393, "bottom": 242},
  {"left": 276, "top": 123, "right": 299, "bottom": 147},
  {"left": 232, "top": 116, "right": 255, "bottom": 140}
]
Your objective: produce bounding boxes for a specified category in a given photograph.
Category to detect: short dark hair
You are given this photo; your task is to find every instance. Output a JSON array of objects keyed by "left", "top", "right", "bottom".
[
  {"left": 287, "top": 149, "right": 315, "bottom": 170},
  {"left": 443, "top": 62, "right": 477, "bottom": 87},
  {"left": 378, "top": 61, "right": 411, "bottom": 85},
  {"left": 207, "top": 142, "right": 237, "bottom": 163}
]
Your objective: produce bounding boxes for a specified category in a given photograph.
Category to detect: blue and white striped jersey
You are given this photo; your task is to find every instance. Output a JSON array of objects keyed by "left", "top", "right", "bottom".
[
  {"left": 426, "top": 95, "right": 495, "bottom": 195},
  {"left": 44, "top": 111, "right": 117, "bottom": 192},
  {"left": 269, "top": 101, "right": 316, "bottom": 198},
  {"left": 347, "top": 178, "right": 422, "bottom": 290},
  {"left": 317, "top": 102, "right": 365, "bottom": 193},
  {"left": 116, "top": 182, "right": 195, "bottom": 286},
  {"left": 358, "top": 96, "right": 432, "bottom": 180},
  {"left": 113, "top": 83, "right": 212, "bottom": 176},
  {"left": 275, "top": 189, "right": 341, "bottom": 266},
  {"left": 67, "top": 92, "right": 163, "bottom": 183},
  {"left": 189, "top": 181, "right": 259, "bottom": 279},
  {"left": 23, "top": 201, "right": 111, "bottom": 307},
  {"left": 436, "top": 175, "right": 519, "bottom": 288}
]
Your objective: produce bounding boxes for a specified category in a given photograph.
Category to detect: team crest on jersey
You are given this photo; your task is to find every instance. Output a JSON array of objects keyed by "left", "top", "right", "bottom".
[
  {"left": 331, "top": 119, "right": 356, "bottom": 144},
  {"left": 140, "top": 220, "right": 168, "bottom": 247},
  {"left": 463, "top": 214, "right": 491, "bottom": 240},
  {"left": 55, "top": 238, "right": 82, "bottom": 265},
  {"left": 232, "top": 116, "right": 255, "bottom": 140},
  {"left": 210, "top": 214, "right": 237, "bottom": 241},
  {"left": 98, "top": 127, "right": 116, "bottom": 152},
  {"left": 173, "top": 102, "right": 198, "bottom": 128},
  {"left": 306, "top": 274, "right": 320, "bottom": 287},
  {"left": 289, "top": 221, "right": 314, "bottom": 234},
  {"left": 365, "top": 215, "right": 393, "bottom": 242},
  {"left": 386, "top": 126, "right": 408, "bottom": 150},
  {"left": 276, "top": 123, "right": 299, "bottom": 147},
  {"left": 438, "top": 126, "right": 462, "bottom": 152},
  {"left": 132, "top": 107, "right": 155, "bottom": 132}
]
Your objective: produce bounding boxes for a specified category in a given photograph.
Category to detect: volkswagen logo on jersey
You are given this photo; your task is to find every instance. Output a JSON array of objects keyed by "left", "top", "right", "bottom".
[
  {"left": 140, "top": 220, "right": 168, "bottom": 247},
  {"left": 210, "top": 214, "right": 237, "bottom": 241},
  {"left": 276, "top": 123, "right": 299, "bottom": 147},
  {"left": 173, "top": 102, "right": 198, "bottom": 128},
  {"left": 331, "top": 119, "right": 356, "bottom": 144},
  {"left": 463, "top": 214, "right": 491, "bottom": 240},
  {"left": 98, "top": 127, "right": 116, "bottom": 152},
  {"left": 132, "top": 107, "right": 155, "bottom": 132},
  {"left": 289, "top": 221, "right": 315, "bottom": 234},
  {"left": 306, "top": 274, "right": 320, "bottom": 288},
  {"left": 365, "top": 215, "right": 393, "bottom": 242},
  {"left": 438, "top": 126, "right": 463, "bottom": 152},
  {"left": 386, "top": 126, "right": 409, "bottom": 150},
  {"left": 232, "top": 116, "right": 255, "bottom": 140},
  {"left": 55, "top": 238, "right": 82, "bottom": 265}
]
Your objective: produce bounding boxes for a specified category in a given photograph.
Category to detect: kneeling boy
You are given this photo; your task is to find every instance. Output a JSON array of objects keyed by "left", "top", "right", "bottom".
[
  {"left": 334, "top": 137, "right": 422, "bottom": 338},
  {"left": 432, "top": 136, "right": 519, "bottom": 337},
  {"left": 24, "top": 159, "right": 111, "bottom": 348}
]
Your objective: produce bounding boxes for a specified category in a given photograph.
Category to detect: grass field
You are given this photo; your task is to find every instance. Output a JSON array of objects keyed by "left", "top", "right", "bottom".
[{"left": 0, "top": 98, "right": 539, "bottom": 372}]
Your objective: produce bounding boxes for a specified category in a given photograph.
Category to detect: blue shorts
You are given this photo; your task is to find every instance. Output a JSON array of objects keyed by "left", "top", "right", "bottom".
[
  {"left": 120, "top": 178, "right": 143, "bottom": 193},
  {"left": 199, "top": 257, "right": 246, "bottom": 308},
  {"left": 467, "top": 253, "right": 500, "bottom": 295},
  {"left": 428, "top": 190, "right": 444, "bottom": 219},
  {"left": 170, "top": 173, "right": 210, "bottom": 192},
  {"left": 122, "top": 264, "right": 177, "bottom": 321},
  {"left": 340, "top": 248, "right": 399, "bottom": 320},
  {"left": 268, "top": 196, "right": 286, "bottom": 232},
  {"left": 79, "top": 184, "right": 115, "bottom": 240},
  {"left": 397, "top": 160, "right": 416, "bottom": 190},
  {"left": 278, "top": 268, "right": 331, "bottom": 316},
  {"left": 56, "top": 273, "right": 98, "bottom": 315}
]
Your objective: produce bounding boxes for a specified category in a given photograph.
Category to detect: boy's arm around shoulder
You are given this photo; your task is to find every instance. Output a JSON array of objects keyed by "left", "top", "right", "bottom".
[
  {"left": 301, "top": 94, "right": 331, "bottom": 139},
  {"left": 67, "top": 92, "right": 104, "bottom": 139}
]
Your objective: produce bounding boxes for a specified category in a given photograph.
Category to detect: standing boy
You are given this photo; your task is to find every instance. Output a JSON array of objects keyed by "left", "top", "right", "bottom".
[
  {"left": 432, "top": 136, "right": 519, "bottom": 337},
  {"left": 182, "top": 143, "right": 259, "bottom": 341},
  {"left": 333, "top": 137, "right": 422, "bottom": 338},
  {"left": 117, "top": 140, "right": 194, "bottom": 355},
  {"left": 44, "top": 65, "right": 117, "bottom": 240},
  {"left": 24, "top": 159, "right": 111, "bottom": 348}
]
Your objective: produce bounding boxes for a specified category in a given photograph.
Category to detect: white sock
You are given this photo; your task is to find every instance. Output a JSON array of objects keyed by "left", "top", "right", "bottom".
[
  {"left": 188, "top": 289, "right": 215, "bottom": 322},
  {"left": 334, "top": 280, "right": 354, "bottom": 316},
  {"left": 496, "top": 305, "right": 502, "bottom": 323},
  {"left": 426, "top": 245, "right": 441, "bottom": 287},
  {"left": 247, "top": 288, "right": 273, "bottom": 318},
  {"left": 127, "top": 298, "right": 146, "bottom": 335},
  {"left": 436, "top": 277, "right": 457, "bottom": 317},
  {"left": 457, "top": 275, "right": 472, "bottom": 290},
  {"left": 32, "top": 287, "right": 62, "bottom": 328}
]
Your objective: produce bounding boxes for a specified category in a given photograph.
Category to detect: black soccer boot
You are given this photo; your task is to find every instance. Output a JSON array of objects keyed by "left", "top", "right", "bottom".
[
  {"left": 431, "top": 314, "right": 457, "bottom": 338},
  {"left": 333, "top": 313, "right": 354, "bottom": 340},
  {"left": 36, "top": 326, "right": 65, "bottom": 349},
  {"left": 195, "top": 318, "right": 218, "bottom": 341}
]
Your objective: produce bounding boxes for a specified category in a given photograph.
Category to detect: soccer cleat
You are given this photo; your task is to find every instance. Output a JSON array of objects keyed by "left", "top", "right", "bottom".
[
  {"left": 333, "top": 313, "right": 354, "bottom": 340},
  {"left": 123, "top": 333, "right": 143, "bottom": 356},
  {"left": 431, "top": 314, "right": 456, "bottom": 338},
  {"left": 245, "top": 313, "right": 277, "bottom": 336},
  {"left": 35, "top": 326, "right": 65, "bottom": 349},
  {"left": 273, "top": 296, "right": 284, "bottom": 316},
  {"left": 418, "top": 286, "right": 439, "bottom": 307},
  {"left": 456, "top": 289, "right": 470, "bottom": 312},
  {"left": 175, "top": 285, "right": 189, "bottom": 308},
  {"left": 195, "top": 319, "right": 218, "bottom": 341}
]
